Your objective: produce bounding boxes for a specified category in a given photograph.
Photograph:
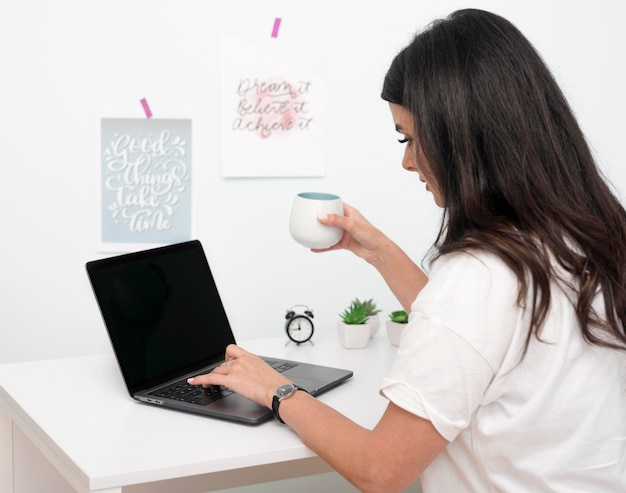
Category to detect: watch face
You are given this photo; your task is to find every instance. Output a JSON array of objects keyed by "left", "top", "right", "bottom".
[
  {"left": 276, "top": 383, "right": 296, "bottom": 398},
  {"left": 286, "top": 315, "right": 314, "bottom": 343}
]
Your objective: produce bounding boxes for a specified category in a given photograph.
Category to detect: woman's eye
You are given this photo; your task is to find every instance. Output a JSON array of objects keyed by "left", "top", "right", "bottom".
[{"left": 397, "top": 137, "right": 409, "bottom": 144}]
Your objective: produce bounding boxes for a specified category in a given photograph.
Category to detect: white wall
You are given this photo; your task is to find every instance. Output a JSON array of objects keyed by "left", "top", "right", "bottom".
[{"left": 1, "top": 0, "right": 624, "bottom": 364}]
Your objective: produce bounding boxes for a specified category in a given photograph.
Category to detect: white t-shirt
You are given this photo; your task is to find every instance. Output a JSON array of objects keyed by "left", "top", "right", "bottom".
[{"left": 380, "top": 250, "right": 626, "bottom": 492}]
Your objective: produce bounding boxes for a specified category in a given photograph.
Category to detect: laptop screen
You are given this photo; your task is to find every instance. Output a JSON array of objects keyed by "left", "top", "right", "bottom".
[{"left": 87, "top": 241, "right": 236, "bottom": 392}]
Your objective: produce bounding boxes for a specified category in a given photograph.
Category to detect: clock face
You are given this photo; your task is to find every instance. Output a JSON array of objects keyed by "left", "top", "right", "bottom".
[{"left": 286, "top": 315, "right": 314, "bottom": 343}]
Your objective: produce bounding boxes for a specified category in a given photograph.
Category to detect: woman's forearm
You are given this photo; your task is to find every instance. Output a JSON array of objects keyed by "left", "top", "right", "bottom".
[
  {"left": 279, "top": 391, "right": 445, "bottom": 493},
  {"left": 367, "top": 236, "right": 428, "bottom": 312}
]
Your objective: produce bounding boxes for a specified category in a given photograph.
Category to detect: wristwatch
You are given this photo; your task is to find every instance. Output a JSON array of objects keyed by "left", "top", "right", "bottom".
[{"left": 272, "top": 383, "right": 305, "bottom": 423}]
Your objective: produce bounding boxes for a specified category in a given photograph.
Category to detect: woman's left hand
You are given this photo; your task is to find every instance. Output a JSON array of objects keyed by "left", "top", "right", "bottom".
[{"left": 187, "top": 344, "right": 290, "bottom": 409}]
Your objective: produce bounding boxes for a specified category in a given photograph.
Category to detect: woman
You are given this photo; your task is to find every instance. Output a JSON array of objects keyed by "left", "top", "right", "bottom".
[{"left": 190, "top": 9, "right": 626, "bottom": 492}]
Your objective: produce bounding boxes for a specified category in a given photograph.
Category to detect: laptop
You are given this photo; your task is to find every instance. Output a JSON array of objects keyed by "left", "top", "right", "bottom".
[{"left": 86, "top": 240, "right": 353, "bottom": 424}]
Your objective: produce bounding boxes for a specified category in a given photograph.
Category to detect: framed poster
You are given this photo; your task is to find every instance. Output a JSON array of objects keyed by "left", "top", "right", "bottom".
[
  {"left": 220, "top": 26, "right": 326, "bottom": 177},
  {"left": 97, "top": 115, "right": 194, "bottom": 252}
]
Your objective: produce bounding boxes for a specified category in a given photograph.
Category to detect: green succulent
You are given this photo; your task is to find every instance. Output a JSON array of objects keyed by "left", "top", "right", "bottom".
[
  {"left": 388, "top": 310, "right": 409, "bottom": 324},
  {"left": 339, "top": 301, "right": 371, "bottom": 325},
  {"left": 356, "top": 298, "right": 382, "bottom": 317}
]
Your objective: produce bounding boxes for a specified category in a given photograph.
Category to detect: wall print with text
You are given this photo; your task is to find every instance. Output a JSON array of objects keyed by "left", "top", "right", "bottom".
[
  {"left": 221, "top": 27, "right": 326, "bottom": 177},
  {"left": 99, "top": 118, "right": 192, "bottom": 252}
]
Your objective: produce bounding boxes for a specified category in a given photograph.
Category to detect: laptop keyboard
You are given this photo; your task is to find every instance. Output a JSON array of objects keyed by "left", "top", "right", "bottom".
[
  {"left": 148, "top": 359, "right": 298, "bottom": 406},
  {"left": 150, "top": 381, "right": 234, "bottom": 406}
]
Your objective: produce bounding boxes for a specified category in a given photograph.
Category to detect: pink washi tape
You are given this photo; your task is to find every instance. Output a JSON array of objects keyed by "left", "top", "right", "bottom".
[
  {"left": 271, "top": 17, "right": 282, "bottom": 38},
  {"left": 140, "top": 98, "right": 153, "bottom": 118}
]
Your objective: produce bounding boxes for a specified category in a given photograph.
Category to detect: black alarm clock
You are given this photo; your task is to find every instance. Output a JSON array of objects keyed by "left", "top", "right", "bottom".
[{"left": 284, "top": 305, "right": 314, "bottom": 344}]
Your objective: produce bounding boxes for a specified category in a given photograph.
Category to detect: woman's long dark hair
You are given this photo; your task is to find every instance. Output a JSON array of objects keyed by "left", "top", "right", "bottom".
[{"left": 382, "top": 9, "right": 626, "bottom": 351}]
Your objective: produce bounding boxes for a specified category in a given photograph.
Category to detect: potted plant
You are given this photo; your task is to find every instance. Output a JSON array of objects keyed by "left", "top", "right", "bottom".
[
  {"left": 386, "top": 310, "right": 408, "bottom": 346},
  {"left": 357, "top": 298, "right": 382, "bottom": 338},
  {"left": 337, "top": 300, "right": 372, "bottom": 349}
]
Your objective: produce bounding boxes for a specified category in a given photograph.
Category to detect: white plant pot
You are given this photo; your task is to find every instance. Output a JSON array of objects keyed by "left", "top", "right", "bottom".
[
  {"left": 368, "top": 314, "right": 381, "bottom": 338},
  {"left": 337, "top": 321, "right": 371, "bottom": 349},
  {"left": 385, "top": 321, "right": 406, "bottom": 347}
]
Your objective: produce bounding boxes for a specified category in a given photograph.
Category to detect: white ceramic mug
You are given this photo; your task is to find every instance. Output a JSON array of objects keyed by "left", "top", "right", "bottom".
[{"left": 289, "top": 192, "right": 344, "bottom": 249}]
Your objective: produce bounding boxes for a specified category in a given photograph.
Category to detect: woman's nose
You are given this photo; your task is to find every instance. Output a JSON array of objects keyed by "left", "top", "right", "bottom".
[{"left": 402, "top": 147, "right": 417, "bottom": 172}]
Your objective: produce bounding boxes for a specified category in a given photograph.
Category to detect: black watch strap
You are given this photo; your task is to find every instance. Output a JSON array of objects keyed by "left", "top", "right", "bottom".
[{"left": 272, "top": 385, "right": 307, "bottom": 423}]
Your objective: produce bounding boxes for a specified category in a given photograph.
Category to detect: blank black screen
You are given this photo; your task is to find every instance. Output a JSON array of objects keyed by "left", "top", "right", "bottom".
[{"left": 87, "top": 241, "right": 235, "bottom": 392}]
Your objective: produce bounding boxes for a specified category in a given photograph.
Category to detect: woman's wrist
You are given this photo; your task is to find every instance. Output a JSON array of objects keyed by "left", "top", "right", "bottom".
[
  {"left": 367, "top": 236, "right": 427, "bottom": 311},
  {"left": 366, "top": 234, "right": 399, "bottom": 269}
]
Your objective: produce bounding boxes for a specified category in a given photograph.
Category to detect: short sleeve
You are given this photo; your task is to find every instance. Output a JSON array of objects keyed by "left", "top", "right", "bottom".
[{"left": 380, "top": 251, "right": 522, "bottom": 442}]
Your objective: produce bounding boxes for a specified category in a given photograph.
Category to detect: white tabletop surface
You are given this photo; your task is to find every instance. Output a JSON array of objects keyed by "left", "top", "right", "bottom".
[{"left": 0, "top": 334, "right": 399, "bottom": 492}]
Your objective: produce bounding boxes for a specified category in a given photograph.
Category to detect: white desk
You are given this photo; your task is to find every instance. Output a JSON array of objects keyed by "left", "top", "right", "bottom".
[{"left": 0, "top": 335, "right": 399, "bottom": 493}]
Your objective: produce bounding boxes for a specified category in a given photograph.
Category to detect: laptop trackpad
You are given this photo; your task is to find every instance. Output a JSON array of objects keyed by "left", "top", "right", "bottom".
[{"left": 211, "top": 393, "right": 270, "bottom": 420}]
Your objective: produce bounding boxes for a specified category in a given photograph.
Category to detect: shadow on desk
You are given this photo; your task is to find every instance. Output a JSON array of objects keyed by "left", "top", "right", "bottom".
[{"left": 201, "top": 474, "right": 423, "bottom": 493}]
